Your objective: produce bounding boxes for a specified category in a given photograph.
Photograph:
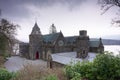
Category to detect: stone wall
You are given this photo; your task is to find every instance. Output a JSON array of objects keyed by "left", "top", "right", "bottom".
[
  {"left": 29, "top": 34, "right": 42, "bottom": 60},
  {"left": 48, "top": 61, "right": 65, "bottom": 68},
  {"left": 52, "top": 61, "right": 64, "bottom": 68},
  {"left": 19, "top": 42, "right": 29, "bottom": 58},
  {"left": 76, "top": 36, "right": 89, "bottom": 58}
]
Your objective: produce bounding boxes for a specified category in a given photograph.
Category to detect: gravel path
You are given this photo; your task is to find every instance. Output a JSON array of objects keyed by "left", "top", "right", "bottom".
[{"left": 4, "top": 56, "right": 47, "bottom": 72}]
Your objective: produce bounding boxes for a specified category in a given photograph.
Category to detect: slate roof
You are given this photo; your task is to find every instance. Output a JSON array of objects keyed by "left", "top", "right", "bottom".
[
  {"left": 89, "top": 38, "right": 101, "bottom": 47},
  {"left": 31, "top": 22, "right": 41, "bottom": 34},
  {"left": 65, "top": 36, "right": 77, "bottom": 43},
  {"left": 43, "top": 32, "right": 101, "bottom": 47},
  {"left": 51, "top": 52, "right": 96, "bottom": 65},
  {"left": 43, "top": 32, "right": 60, "bottom": 43},
  {"left": 43, "top": 33, "right": 78, "bottom": 43}
]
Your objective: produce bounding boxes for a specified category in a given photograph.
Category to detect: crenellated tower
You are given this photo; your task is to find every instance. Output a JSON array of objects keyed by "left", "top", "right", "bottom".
[{"left": 29, "top": 22, "right": 43, "bottom": 59}]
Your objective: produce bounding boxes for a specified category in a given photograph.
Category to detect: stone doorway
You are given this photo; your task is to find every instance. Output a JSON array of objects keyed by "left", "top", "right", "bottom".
[{"left": 36, "top": 51, "right": 39, "bottom": 59}]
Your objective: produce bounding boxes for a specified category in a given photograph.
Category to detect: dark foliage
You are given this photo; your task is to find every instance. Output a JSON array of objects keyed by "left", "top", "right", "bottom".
[
  {"left": 0, "top": 18, "right": 19, "bottom": 55},
  {"left": 99, "top": 0, "right": 120, "bottom": 7},
  {"left": 65, "top": 52, "right": 120, "bottom": 80}
]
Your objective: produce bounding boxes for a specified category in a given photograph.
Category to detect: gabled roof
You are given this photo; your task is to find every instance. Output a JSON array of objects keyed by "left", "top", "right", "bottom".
[
  {"left": 43, "top": 33, "right": 102, "bottom": 48},
  {"left": 89, "top": 38, "right": 101, "bottom": 47},
  {"left": 65, "top": 36, "right": 78, "bottom": 43},
  {"left": 43, "top": 32, "right": 60, "bottom": 43}
]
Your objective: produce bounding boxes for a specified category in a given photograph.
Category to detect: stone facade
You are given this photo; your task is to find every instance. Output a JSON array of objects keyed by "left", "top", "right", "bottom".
[
  {"left": 19, "top": 23, "right": 104, "bottom": 60},
  {"left": 29, "top": 23, "right": 43, "bottom": 59},
  {"left": 19, "top": 42, "right": 29, "bottom": 58},
  {"left": 76, "top": 30, "right": 89, "bottom": 58}
]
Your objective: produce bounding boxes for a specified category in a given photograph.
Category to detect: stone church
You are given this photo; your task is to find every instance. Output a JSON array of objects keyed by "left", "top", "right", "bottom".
[{"left": 19, "top": 23, "right": 104, "bottom": 60}]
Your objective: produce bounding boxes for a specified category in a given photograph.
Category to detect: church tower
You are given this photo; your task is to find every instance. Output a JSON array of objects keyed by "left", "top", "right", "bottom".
[
  {"left": 76, "top": 30, "right": 89, "bottom": 58},
  {"left": 29, "top": 22, "right": 42, "bottom": 59}
]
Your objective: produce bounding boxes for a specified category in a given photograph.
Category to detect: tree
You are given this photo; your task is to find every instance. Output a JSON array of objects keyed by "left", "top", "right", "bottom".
[
  {"left": 98, "top": 0, "right": 120, "bottom": 26},
  {"left": 0, "top": 18, "right": 19, "bottom": 56},
  {"left": 99, "top": 0, "right": 120, "bottom": 7},
  {"left": 65, "top": 52, "right": 120, "bottom": 80},
  {"left": 49, "top": 24, "right": 57, "bottom": 34}
]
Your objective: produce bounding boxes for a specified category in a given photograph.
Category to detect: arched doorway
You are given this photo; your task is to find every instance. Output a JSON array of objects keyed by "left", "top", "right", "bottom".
[{"left": 36, "top": 51, "right": 39, "bottom": 59}]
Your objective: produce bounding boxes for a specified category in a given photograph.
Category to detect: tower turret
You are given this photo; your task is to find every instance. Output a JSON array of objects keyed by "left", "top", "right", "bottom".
[
  {"left": 49, "top": 23, "right": 57, "bottom": 34},
  {"left": 31, "top": 22, "right": 41, "bottom": 35},
  {"left": 29, "top": 22, "right": 42, "bottom": 59}
]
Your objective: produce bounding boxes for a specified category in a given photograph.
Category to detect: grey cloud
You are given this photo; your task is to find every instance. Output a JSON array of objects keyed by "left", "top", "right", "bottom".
[
  {"left": 0, "top": 0, "right": 30, "bottom": 18},
  {"left": 0, "top": 0, "right": 85, "bottom": 19},
  {"left": 27, "top": 0, "right": 86, "bottom": 9}
]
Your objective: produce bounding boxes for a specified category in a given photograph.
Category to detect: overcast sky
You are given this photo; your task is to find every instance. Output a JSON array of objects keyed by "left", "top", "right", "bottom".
[{"left": 0, "top": 0, "right": 120, "bottom": 42}]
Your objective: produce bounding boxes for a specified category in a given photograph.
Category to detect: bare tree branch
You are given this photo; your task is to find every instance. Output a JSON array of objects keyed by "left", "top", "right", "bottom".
[
  {"left": 101, "top": 4, "right": 114, "bottom": 15},
  {"left": 98, "top": 0, "right": 120, "bottom": 26},
  {"left": 0, "top": 18, "right": 20, "bottom": 55}
]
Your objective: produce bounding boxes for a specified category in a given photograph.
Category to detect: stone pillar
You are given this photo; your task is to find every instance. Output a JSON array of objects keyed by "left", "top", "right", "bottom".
[{"left": 47, "top": 54, "right": 52, "bottom": 68}]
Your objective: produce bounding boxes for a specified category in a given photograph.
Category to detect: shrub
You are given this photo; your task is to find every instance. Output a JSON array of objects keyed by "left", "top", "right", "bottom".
[
  {"left": 65, "top": 61, "right": 94, "bottom": 80},
  {"left": 93, "top": 52, "right": 120, "bottom": 80},
  {"left": 65, "top": 51, "right": 120, "bottom": 80},
  {"left": 44, "top": 74, "right": 58, "bottom": 80},
  {"left": 11, "top": 63, "right": 67, "bottom": 80},
  {"left": 0, "top": 68, "right": 14, "bottom": 80}
]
